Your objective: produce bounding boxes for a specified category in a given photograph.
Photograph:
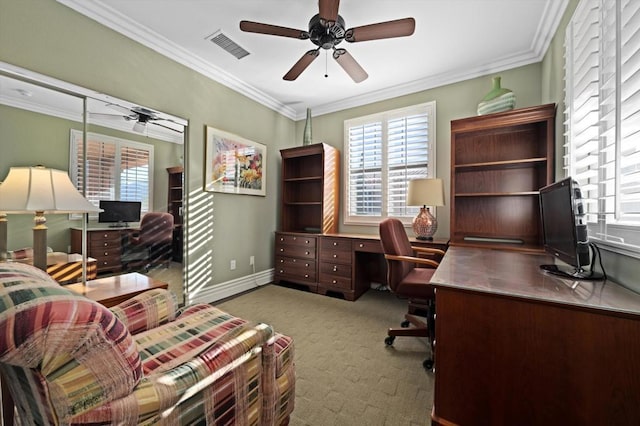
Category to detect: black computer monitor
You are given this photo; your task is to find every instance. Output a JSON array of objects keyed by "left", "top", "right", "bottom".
[
  {"left": 98, "top": 200, "right": 141, "bottom": 227},
  {"left": 538, "top": 177, "right": 602, "bottom": 280}
]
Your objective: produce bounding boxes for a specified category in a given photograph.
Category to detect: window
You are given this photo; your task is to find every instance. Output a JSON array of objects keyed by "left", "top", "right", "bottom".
[
  {"left": 344, "top": 102, "right": 436, "bottom": 224},
  {"left": 70, "top": 130, "right": 154, "bottom": 217},
  {"left": 565, "top": 0, "right": 640, "bottom": 256}
]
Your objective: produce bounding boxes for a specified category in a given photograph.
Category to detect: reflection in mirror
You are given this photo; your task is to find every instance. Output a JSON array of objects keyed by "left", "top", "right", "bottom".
[{"left": 0, "top": 65, "right": 187, "bottom": 304}]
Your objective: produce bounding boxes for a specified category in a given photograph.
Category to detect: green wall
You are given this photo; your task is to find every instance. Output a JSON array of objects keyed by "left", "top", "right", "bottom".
[
  {"left": 297, "top": 63, "right": 543, "bottom": 240},
  {"left": 2, "top": 0, "right": 637, "bottom": 292}
]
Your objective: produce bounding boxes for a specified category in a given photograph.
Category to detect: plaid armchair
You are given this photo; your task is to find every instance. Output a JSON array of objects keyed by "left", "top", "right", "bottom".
[{"left": 0, "top": 263, "right": 295, "bottom": 425}]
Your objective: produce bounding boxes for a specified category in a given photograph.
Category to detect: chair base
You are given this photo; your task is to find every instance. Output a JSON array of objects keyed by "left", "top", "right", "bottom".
[{"left": 385, "top": 312, "right": 435, "bottom": 371}]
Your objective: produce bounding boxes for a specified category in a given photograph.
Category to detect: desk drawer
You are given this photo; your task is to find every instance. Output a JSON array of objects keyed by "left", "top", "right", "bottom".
[
  {"left": 318, "top": 274, "right": 351, "bottom": 290},
  {"left": 89, "top": 230, "right": 122, "bottom": 243},
  {"left": 320, "top": 237, "right": 351, "bottom": 252},
  {"left": 352, "top": 239, "right": 383, "bottom": 253},
  {"left": 319, "top": 262, "right": 352, "bottom": 278},
  {"left": 319, "top": 248, "right": 351, "bottom": 264}
]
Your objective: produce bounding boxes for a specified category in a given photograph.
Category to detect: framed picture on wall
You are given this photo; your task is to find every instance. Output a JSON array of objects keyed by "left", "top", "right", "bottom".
[{"left": 204, "top": 125, "right": 267, "bottom": 196}]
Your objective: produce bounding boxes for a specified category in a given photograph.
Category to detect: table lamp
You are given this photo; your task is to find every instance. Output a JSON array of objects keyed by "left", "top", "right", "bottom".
[
  {"left": 0, "top": 166, "right": 101, "bottom": 271},
  {"left": 407, "top": 178, "right": 445, "bottom": 240}
]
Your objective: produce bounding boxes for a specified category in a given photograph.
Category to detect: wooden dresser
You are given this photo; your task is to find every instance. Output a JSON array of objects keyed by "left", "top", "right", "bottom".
[
  {"left": 71, "top": 228, "right": 125, "bottom": 275},
  {"left": 430, "top": 246, "right": 640, "bottom": 425},
  {"left": 274, "top": 232, "right": 318, "bottom": 292}
]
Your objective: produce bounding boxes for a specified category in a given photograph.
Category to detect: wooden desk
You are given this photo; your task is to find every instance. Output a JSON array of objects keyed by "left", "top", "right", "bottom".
[
  {"left": 430, "top": 247, "right": 640, "bottom": 425},
  {"left": 66, "top": 272, "right": 168, "bottom": 307},
  {"left": 275, "top": 232, "right": 448, "bottom": 301}
]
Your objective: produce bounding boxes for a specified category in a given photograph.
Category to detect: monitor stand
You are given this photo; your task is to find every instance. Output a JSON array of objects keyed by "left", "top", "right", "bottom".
[{"left": 539, "top": 264, "right": 604, "bottom": 281}]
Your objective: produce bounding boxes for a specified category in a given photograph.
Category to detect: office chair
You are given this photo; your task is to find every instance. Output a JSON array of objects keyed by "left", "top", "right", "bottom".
[
  {"left": 379, "top": 218, "right": 445, "bottom": 370},
  {"left": 122, "top": 212, "right": 174, "bottom": 272}
]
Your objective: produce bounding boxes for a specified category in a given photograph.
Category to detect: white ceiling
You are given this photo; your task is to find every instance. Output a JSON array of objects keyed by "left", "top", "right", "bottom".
[{"left": 57, "top": 0, "right": 568, "bottom": 120}]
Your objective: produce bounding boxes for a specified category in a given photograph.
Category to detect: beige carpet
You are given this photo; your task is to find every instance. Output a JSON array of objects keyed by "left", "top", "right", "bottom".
[{"left": 218, "top": 284, "right": 435, "bottom": 426}]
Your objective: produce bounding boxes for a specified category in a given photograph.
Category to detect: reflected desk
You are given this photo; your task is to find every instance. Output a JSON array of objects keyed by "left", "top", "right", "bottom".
[
  {"left": 66, "top": 272, "right": 169, "bottom": 308},
  {"left": 430, "top": 247, "right": 640, "bottom": 426}
]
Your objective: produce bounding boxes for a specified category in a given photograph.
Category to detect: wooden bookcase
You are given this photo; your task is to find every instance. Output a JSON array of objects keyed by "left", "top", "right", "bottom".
[
  {"left": 166, "top": 166, "right": 183, "bottom": 262},
  {"left": 450, "top": 104, "right": 555, "bottom": 252},
  {"left": 279, "top": 143, "right": 339, "bottom": 234}
]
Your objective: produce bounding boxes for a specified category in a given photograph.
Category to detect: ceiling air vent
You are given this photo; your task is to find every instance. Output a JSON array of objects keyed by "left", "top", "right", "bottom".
[{"left": 207, "top": 31, "right": 250, "bottom": 59}]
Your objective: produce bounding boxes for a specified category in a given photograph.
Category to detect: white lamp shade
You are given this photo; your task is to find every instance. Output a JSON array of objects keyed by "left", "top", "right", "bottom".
[
  {"left": 407, "top": 178, "right": 445, "bottom": 207},
  {"left": 0, "top": 166, "right": 101, "bottom": 213}
]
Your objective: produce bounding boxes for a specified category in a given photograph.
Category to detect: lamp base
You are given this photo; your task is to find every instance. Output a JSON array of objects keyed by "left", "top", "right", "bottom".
[{"left": 412, "top": 206, "right": 437, "bottom": 240}]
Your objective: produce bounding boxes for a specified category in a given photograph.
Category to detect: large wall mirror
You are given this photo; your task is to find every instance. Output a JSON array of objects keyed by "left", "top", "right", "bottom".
[{"left": 0, "top": 63, "right": 187, "bottom": 303}]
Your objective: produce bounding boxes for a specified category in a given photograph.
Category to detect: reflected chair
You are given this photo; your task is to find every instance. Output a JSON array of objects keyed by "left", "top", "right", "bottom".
[
  {"left": 122, "top": 212, "right": 174, "bottom": 272},
  {"left": 379, "top": 218, "right": 445, "bottom": 370}
]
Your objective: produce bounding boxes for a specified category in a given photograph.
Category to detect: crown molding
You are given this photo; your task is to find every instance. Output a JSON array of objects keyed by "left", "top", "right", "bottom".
[{"left": 58, "top": 0, "right": 567, "bottom": 122}]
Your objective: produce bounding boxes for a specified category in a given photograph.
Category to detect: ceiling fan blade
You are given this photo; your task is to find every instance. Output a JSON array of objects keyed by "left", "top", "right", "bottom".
[
  {"left": 345, "top": 17, "right": 415, "bottom": 42},
  {"left": 333, "top": 49, "right": 368, "bottom": 83},
  {"left": 283, "top": 49, "right": 320, "bottom": 81},
  {"left": 240, "top": 20, "right": 308, "bottom": 40},
  {"left": 150, "top": 121, "right": 184, "bottom": 133},
  {"left": 319, "top": 0, "right": 340, "bottom": 25}
]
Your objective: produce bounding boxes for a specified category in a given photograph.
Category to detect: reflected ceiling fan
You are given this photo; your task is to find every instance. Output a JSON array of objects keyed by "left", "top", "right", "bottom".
[
  {"left": 239, "top": 0, "right": 415, "bottom": 83},
  {"left": 90, "top": 104, "right": 183, "bottom": 133}
]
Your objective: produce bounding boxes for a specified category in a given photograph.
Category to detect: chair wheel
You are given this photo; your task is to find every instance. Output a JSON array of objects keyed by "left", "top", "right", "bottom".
[
  {"left": 384, "top": 336, "right": 395, "bottom": 346},
  {"left": 401, "top": 320, "right": 410, "bottom": 328},
  {"left": 423, "top": 359, "right": 434, "bottom": 370}
]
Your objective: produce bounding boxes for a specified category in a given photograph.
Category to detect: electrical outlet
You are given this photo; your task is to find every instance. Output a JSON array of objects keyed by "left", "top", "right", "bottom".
[
  {"left": 230, "top": 259, "right": 236, "bottom": 270},
  {"left": 249, "top": 255, "right": 255, "bottom": 266}
]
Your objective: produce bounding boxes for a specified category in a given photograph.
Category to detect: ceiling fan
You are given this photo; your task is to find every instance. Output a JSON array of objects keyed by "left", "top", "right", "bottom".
[
  {"left": 239, "top": 0, "right": 415, "bottom": 83},
  {"left": 89, "top": 104, "right": 183, "bottom": 133}
]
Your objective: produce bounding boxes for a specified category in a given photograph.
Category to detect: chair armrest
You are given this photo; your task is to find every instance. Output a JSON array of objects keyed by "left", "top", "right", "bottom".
[
  {"left": 110, "top": 288, "right": 178, "bottom": 335},
  {"left": 384, "top": 254, "right": 440, "bottom": 268},
  {"left": 411, "top": 246, "right": 446, "bottom": 256}
]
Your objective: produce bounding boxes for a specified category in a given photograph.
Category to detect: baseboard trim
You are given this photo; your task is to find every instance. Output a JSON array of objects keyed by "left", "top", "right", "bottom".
[{"left": 187, "top": 268, "right": 274, "bottom": 305}]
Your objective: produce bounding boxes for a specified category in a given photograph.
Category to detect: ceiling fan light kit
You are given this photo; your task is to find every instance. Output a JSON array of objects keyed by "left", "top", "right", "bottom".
[{"left": 240, "top": 0, "right": 415, "bottom": 83}]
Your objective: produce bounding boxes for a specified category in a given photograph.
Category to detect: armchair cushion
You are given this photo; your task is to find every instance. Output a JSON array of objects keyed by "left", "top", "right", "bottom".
[
  {"left": 0, "top": 263, "right": 142, "bottom": 423},
  {"left": 110, "top": 288, "right": 179, "bottom": 335}
]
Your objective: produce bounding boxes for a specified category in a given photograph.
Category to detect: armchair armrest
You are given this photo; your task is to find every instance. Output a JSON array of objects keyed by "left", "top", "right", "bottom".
[
  {"left": 110, "top": 288, "right": 178, "bottom": 335},
  {"left": 384, "top": 254, "right": 440, "bottom": 269}
]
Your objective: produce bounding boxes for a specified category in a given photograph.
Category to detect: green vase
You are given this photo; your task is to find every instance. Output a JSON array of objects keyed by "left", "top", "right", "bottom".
[
  {"left": 477, "top": 76, "right": 516, "bottom": 115},
  {"left": 303, "top": 108, "right": 312, "bottom": 145}
]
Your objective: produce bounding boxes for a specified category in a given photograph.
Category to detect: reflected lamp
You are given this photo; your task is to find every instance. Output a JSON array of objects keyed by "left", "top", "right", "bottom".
[
  {"left": 0, "top": 166, "right": 101, "bottom": 270},
  {"left": 407, "top": 178, "right": 445, "bottom": 240}
]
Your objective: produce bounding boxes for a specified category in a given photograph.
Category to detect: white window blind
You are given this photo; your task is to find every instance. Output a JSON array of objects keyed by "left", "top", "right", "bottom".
[
  {"left": 70, "top": 130, "right": 154, "bottom": 217},
  {"left": 344, "top": 102, "right": 435, "bottom": 224},
  {"left": 565, "top": 0, "right": 640, "bottom": 256}
]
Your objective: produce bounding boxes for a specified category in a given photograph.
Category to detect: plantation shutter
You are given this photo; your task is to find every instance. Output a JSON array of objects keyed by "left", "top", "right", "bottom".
[
  {"left": 565, "top": 0, "right": 640, "bottom": 254},
  {"left": 344, "top": 101, "right": 435, "bottom": 224},
  {"left": 70, "top": 130, "right": 153, "bottom": 217},
  {"left": 348, "top": 121, "right": 383, "bottom": 217},
  {"left": 387, "top": 113, "right": 430, "bottom": 217}
]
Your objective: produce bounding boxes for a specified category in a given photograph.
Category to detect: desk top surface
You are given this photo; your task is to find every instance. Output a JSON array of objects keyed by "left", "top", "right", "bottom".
[{"left": 430, "top": 246, "right": 640, "bottom": 317}]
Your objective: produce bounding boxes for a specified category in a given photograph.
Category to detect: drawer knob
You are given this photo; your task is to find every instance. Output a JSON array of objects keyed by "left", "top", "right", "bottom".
[
  {"left": 279, "top": 259, "right": 284, "bottom": 263},
  {"left": 333, "top": 242, "right": 337, "bottom": 246},
  {"left": 279, "top": 269, "right": 284, "bottom": 273},
  {"left": 333, "top": 254, "right": 337, "bottom": 258},
  {"left": 104, "top": 243, "right": 108, "bottom": 246},
  {"left": 305, "top": 240, "right": 309, "bottom": 244},
  {"left": 104, "top": 252, "right": 108, "bottom": 256},
  {"left": 304, "top": 274, "right": 309, "bottom": 278},
  {"left": 359, "top": 243, "right": 364, "bottom": 248},
  {"left": 293, "top": 237, "right": 297, "bottom": 241},
  {"left": 292, "top": 259, "right": 297, "bottom": 263},
  {"left": 333, "top": 266, "right": 338, "bottom": 272},
  {"left": 305, "top": 251, "right": 310, "bottom": 255},
  {"left": 305, "top": 263, "right": 309, "bottom": 267},
  {"left": 332, "top": 279, "right": 337, "bottom": 284},
  {"left": 280, "top": 248, "right": 284, "bottom": 252}
]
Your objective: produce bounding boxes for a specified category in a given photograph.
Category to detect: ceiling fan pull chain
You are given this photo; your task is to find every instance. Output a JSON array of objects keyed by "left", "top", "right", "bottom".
[{"left": 325, "top": 50, "right": 329, "bottom": 78}]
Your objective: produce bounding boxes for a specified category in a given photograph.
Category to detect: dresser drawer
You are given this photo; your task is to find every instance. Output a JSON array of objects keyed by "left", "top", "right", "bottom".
[
  {"left": 275, "top": 256, "right": 316, "bottom": 281},
  {"left": 352, "top": 239, "right": 383, "bottom": 253},
  {"left": 320, "top": 237, "right": 351, "bottom": 252},
  {"left": 275, "top": 244, "right": 316, "bottom": 260},
  {"left": 89, "top": 238, "right": 121, "bottom": 251},
  {"left": 275, "top": 233, "right": 317, "bottom": 248},
  {"left": 89, "top": 230, "right": 122, "bottom": 244}
]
